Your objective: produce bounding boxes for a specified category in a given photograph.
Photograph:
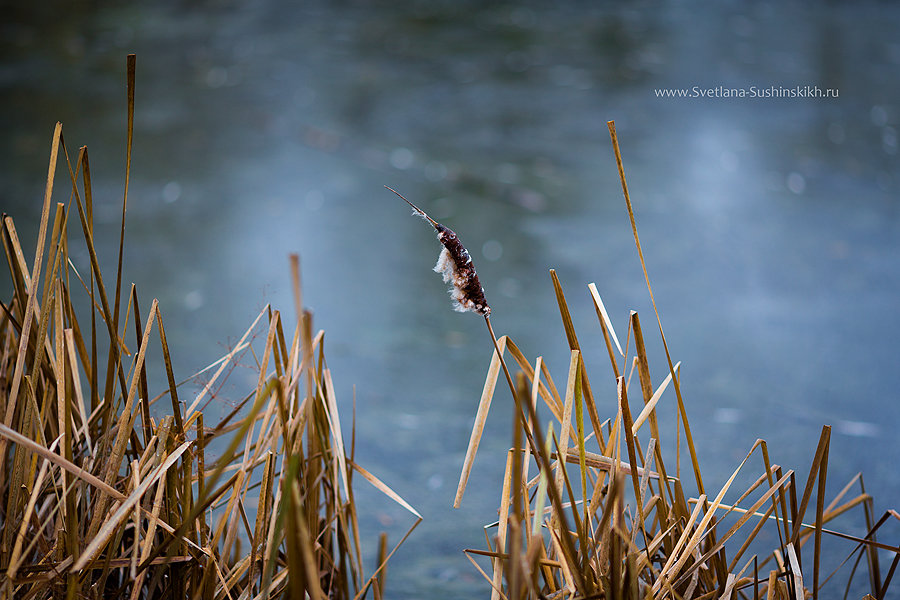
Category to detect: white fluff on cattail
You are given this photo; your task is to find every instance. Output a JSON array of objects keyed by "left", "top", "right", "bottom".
[{"left": 434, "top": 247, "right": 479, "bottom": 313}]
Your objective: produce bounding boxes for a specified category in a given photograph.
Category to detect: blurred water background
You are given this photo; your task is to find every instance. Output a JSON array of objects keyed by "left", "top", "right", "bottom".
[{"left": 2, "top": 2, "right": 899, "bottom": 598}]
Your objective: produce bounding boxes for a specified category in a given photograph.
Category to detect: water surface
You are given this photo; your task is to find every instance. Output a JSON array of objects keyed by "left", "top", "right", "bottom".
[{"left": 2, "top": 2, "right": 899, "bottom": 597}]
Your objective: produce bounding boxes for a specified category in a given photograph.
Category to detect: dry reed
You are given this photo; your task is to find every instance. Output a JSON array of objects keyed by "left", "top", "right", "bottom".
[
  {"left": 444, "top": 122, "right": 899, "bottom": 599},
  {"left": 0, "top": 54, "right": 419, "bottom": 600}
]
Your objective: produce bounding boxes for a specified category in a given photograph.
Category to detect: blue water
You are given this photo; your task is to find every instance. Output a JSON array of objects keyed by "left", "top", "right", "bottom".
[{"left": 2, "top": 2, "right": 898, "bottom": 597}]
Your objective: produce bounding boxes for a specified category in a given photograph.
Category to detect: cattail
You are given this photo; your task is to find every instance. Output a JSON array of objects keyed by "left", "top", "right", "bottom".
[
  {"left": 387, "top": 186, "right": 491, "bottom": 316},
  {"left": 390, "top": 185, "right": 558, "bottom": 525},
  {"left": 390, "top": 186, "right": 540, "bottom": 514}
]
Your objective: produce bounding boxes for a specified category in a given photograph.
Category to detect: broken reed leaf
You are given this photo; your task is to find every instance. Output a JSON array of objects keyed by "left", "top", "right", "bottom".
[
  {"left": 455, "top": 335, "right": 508, "bottom": 508},
  {"left": 386, "top": 186, "right": 490, "bottom": 316}
]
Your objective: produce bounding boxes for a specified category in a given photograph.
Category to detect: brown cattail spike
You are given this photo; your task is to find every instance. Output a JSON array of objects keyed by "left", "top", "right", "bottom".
[{"left": 388, "top": 186, "right": 491, "bottom": 316}]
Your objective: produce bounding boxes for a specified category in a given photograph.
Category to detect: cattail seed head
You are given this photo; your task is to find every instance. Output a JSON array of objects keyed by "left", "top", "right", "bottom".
[
  {"left": 388, "top": 187, "right": 491, "bottom": 316},
  {"left": 432, "top": 223, "right": 491, "bottom": 316}
]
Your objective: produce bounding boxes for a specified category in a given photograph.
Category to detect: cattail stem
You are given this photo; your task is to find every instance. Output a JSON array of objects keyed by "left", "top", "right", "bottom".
[
  {"left": 483, "top": 315, "right": 548, "bottom": 483},
  {"left": 483, "top": 316, "right": 516, "bottom": 406},
  {"left": 483, "top": 315, "right": 539, "bottom": 462},
  {"left": 482, "top": 313, "right": 588, "bottom": 591}
]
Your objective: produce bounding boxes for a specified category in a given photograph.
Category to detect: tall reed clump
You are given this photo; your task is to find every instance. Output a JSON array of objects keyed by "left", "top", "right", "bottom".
[
  {"left": 0, "top": 55, "right": 419, "bottom": 600},
  {"left": 399, "top": 122, "right": 899, "bottom": 599}
]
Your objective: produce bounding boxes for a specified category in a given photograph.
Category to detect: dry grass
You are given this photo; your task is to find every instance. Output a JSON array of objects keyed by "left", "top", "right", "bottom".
[
  {"left": 0, "top": 55, "right": 419, "bottom": 599},
  {"left": 454, "top": 122, "right": 900, "bottom": 600}
]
